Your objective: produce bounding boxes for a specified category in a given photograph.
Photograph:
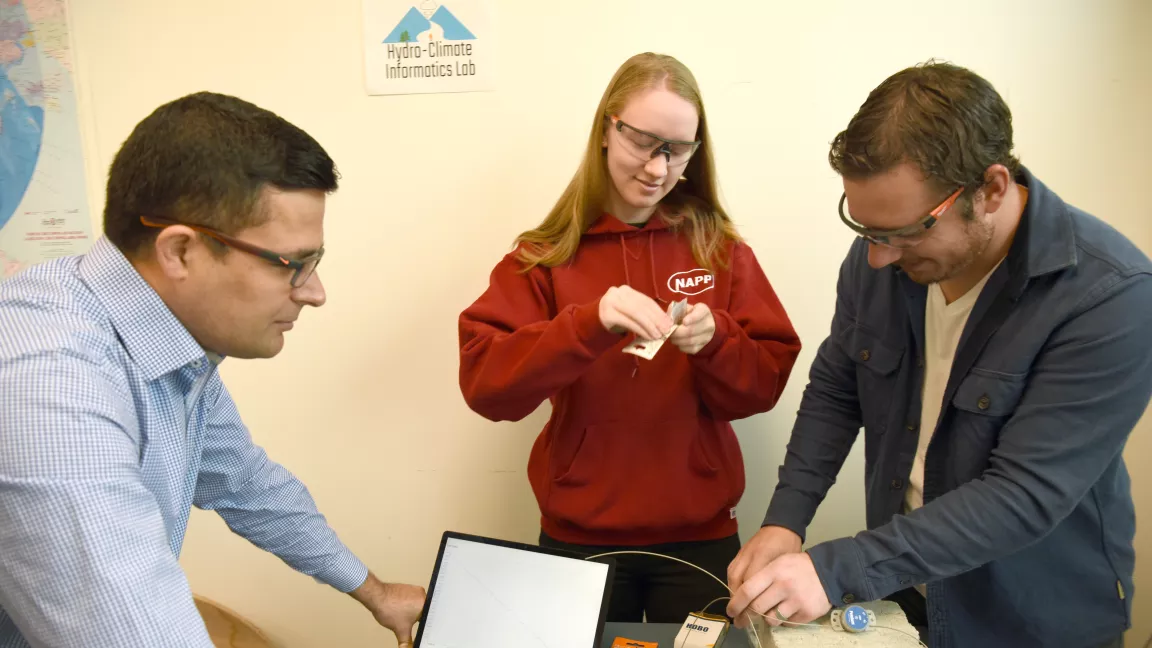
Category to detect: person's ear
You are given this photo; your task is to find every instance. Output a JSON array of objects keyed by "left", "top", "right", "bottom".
[
  {"left": 979, "top": 164, "right": 1013, "bottom": 215},
  {"left": 152, "top": 226, "right": 199, "bottom": 281}
]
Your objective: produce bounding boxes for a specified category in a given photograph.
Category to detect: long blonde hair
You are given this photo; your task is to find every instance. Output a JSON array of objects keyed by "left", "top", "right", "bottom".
[{"left": 515, "top": 52, "right": 741, "bottom": 271}]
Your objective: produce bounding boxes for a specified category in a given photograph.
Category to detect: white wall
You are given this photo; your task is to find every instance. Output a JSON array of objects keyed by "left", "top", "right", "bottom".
[{"left": 66, "top": 0, "right": 1152, "bottom": 645}]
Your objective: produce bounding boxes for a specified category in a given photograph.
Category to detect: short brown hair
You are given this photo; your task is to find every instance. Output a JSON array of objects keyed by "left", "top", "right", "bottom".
[
  {"left": 103, "top": 92, "right": 338, "bottom": 256},
  {"left": 829, "top": 60, "right": 1020, "bottom": 194}
]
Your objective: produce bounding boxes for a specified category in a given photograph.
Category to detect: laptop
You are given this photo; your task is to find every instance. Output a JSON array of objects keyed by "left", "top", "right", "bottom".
[{"left": 413, "top": 531, "right": 616, "bottom": 648}]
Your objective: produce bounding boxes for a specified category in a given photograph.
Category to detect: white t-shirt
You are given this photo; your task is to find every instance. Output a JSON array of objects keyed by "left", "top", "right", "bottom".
[{"left": 905, "top": 261, "right": 1001, "bottom": 595}]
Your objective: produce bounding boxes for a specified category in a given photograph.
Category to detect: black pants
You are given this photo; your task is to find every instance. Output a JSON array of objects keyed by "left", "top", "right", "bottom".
[
  {"left": 539, "top": 531, "right": 740, "bottom": 624},
  {"left": 884, "top": 588, "right": 1125, "bottom": 648}
]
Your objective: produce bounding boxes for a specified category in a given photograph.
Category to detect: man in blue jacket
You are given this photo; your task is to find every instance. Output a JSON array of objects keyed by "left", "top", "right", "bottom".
[{"left": 727, "top": 61, "right": 1152, "bottom": 647}]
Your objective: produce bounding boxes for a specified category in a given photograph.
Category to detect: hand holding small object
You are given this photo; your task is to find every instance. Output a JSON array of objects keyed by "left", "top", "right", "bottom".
[
  {"left": 726, "top": 526, "right": 803, "bottom": 627},
  {"left": 668, "top": 303, "right": 716, "bottom": 355},
  {"left": 599, "top": 285, "right": 672, "bottom": 340},
  {"left": 622, "top": 298, "right": 688, "bottom": 360},
  {"left": 727, "top": 552, "right": 832, "bottom": 630}
]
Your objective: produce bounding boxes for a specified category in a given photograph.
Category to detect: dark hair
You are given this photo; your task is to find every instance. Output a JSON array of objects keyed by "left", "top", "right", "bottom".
[
  {"left": 829, "top": 60, "right": 1020, "bottom": 196},
  {"left": 103, "top": 91, "right": 338, "bottom": 256}
]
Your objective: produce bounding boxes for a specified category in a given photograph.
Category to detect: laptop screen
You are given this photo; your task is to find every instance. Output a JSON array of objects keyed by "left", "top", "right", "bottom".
[{"left": 414, "top": 532, "right": 614, "bottom": 648}]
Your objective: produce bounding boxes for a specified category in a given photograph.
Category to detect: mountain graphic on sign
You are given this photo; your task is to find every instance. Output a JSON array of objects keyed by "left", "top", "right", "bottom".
[
  {"left": 429, "top": 6, "right": 475, "bottom": 40},
  {"left": 382, "top": 4, "right": 475, "bottom": 43},
  {"left": 383, "top": 8, "right": 428, "bottom": 42}
]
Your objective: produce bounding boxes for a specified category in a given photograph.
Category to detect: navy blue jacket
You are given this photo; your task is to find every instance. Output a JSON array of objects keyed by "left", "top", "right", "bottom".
[{"left": 765, "top": 168, "right": 1152, "bottom": 647}]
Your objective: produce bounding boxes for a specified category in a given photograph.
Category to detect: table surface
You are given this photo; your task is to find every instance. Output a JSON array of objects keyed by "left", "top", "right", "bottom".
[{"left": 601, "top": 601, "right": 922, "bottom": 648}]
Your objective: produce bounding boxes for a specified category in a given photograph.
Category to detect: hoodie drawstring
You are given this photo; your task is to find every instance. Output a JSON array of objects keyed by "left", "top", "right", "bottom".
[
  {"left": 648, "top": 230, "right": 664, "bottom": 305},
  {"left": 618, "top": 230, "right": 666, "bottom": 378},
  {"left": 618, "top": 231, "right": 664, "bottom": 303},
  {"left": 619, "top": 235, "right": 633, "bottom": 289},
  {"left": 618, "top": 236, "right": 640, "bottom": 377}
]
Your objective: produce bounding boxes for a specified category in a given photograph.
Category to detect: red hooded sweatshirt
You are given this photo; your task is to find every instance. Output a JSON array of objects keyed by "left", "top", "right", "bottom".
[{"left": 458, "top": 213, "right": 801, "bottom": 546}]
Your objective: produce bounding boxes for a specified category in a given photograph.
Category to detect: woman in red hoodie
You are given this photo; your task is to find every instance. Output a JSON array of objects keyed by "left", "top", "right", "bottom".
[{"left": 457, "top": 52, "right": 802, "bottom": 623}]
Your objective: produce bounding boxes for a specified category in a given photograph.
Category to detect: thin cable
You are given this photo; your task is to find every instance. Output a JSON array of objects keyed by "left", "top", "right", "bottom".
[
  {"left": 678, "top": 623, "right": 693, "bottom": 648},
  {"left": 582, "top": 550, "right": 926, "bottom": 648},
  {"left": 583, "top": 551, "right": 766, "bottom": 647},
  {"left": 700, "top": 596, "right": 730, "bottom": 615},
  {"left": 584, "top": 551, "right": 729, "bottom": 593},
  {"left": 681, "top": 595, "right": 734, "bottom": 648},
  {"left": 872, "top": 624, "right": 928, "bottom": 647}
]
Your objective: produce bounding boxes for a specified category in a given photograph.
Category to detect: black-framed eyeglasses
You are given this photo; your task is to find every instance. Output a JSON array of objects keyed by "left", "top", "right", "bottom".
[
  {"left": 610, "top": 116, "right": 701, "bottom": 166},
  {"left": 140, "top": 216, "right": 324, "bottom": 288},
  {"left": 838, "top": 186, "right": 965, "bottom": 249}
]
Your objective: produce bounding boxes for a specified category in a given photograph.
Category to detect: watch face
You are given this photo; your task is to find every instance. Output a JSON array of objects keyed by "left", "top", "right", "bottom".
[{"left": 844, "top": 606, "right": 870, "bottom": 630}]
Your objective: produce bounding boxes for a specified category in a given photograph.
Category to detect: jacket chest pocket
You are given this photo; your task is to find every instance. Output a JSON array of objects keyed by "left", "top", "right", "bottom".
[
  {"left": 840, "top": 323, "right": 905, "bottom": 437},
  {"left": 942, "top": 370, "right": 1028, "bottom": 484}
]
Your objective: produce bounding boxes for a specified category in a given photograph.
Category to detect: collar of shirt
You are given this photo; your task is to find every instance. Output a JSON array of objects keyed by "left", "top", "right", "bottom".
[
  {"left": 1014, "top": 166, "right": 1077, "bottom": 279},
  {"left": 77, "top": 238, "right": 218, "bottom": 380}
]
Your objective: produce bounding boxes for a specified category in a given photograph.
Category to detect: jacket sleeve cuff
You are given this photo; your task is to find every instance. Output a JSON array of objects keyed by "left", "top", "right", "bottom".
[
  {"left": 763, "top": 489, "right": 819, "bottom": 543},
  {"left": 313, "top": 547, "right": 371, "bottom": 593},
  {"left": 570, "top": 299, "right": 623, "bottom": 353},
  {"left": 806, "top": 537, "right": 873, "bottom": 607},
  {"left": 692, "top": 307, "right": 734, "bottom": 359}
]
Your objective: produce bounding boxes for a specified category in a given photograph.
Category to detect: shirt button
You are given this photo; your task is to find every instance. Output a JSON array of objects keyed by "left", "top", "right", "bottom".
[
  {"left": 891, "top": 478, "right": 904, "bottom": 490},
  {"left": 977, "top": 395, "right": 991, "bottom": 410},
  {"left": 917, "top": 356, "right": 924, "bottom": 368},
  {"left": 842, "top": 594, "right": 856, "bottom": 604},
  {"left": 906, "top": 423, "right": 917, "bottom": 432},
  {"left": 191, "top": 360, "right": 203, "bottom": 369},
  {"left": 859, "top": 349, "right": 871, "bottom": 361}
]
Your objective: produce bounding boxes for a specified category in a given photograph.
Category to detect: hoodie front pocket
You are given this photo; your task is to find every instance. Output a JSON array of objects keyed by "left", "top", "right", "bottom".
[{"left": 545, "top": 418, "right": 741, "bottom": 533}]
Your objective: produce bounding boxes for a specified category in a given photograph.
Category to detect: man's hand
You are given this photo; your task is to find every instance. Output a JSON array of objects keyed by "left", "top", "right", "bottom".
[
  {"left": 727, "top": 524, "right": 802, "bottom": 608},
  {"left": 599, "top": 285, "right": 673, "bottom": 340},
  {"left": 669, "top": 303, "right": 716, "bottom": 354},
  {"left": 350, "top": 573, "right": 426, "bottom": 646},
  {"left": 726, "top": 552, "right": 832, "bottom": 629}
]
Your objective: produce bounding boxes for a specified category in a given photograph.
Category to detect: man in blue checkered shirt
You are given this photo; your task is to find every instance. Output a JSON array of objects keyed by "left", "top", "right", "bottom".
[{"left": 0, "top": 92, "right": 425, "bottom": 647}]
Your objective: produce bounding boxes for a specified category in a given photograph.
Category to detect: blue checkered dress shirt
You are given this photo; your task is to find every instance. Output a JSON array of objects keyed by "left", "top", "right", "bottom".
[{"left": 0, "top": 237, "right": 368, "bottom": 647}]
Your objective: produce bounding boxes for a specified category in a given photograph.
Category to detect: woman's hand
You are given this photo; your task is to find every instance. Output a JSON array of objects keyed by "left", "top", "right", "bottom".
[
  {"left": 669, "top": 303, "right": 715, "bottom": 354},
  {"left": 599, "top": 286, "right": 672, "bottom": 340}
]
